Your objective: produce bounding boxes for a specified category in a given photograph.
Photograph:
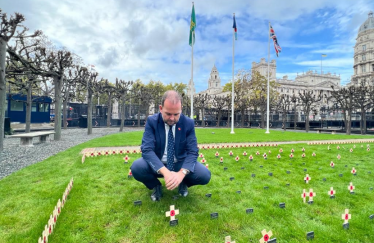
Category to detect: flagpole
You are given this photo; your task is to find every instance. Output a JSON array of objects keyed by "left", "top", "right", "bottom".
[
  {"left": 231, "top": 13, "right": 235, "bottom": 134},
  {"left": 190, "top": 2, "right": 194, "bottom": 119},
  {"left": 191, "top": 38, "right": 194, "bottom": 119},
  {"left": 266, "top": 21, "right": 270, "bottom": 134}
]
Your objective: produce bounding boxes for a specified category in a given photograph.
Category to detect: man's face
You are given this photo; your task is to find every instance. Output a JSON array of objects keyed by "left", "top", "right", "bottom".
[{"left": 159, "top": 99, "right": 182, "bottom": 126}]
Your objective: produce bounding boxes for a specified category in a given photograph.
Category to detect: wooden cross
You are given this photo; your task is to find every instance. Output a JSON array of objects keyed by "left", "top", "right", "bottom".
[
  {"left": 348, "top": 182, "right": 355, "bottom": 193},
  {"left": 256, "top": 151, "right": 260, "bottom": 155},
  {"left": 225, "top": 235, "right": 235, "bottom": 243},
  {"left": 220, "top": 157, "right": 223, "bottom": 163},
  {"left": 291, "top": 148, "right": 295, "bottom": 153},
  {"left": 206, "top": 164, "right": 209, "bottom": 169},
  {"left": 330, "top": 161, "right": 334, "bottom": 167},
  {"left": 279, "top": 148, "right": 283, "bottom": 153},
  {"left": 235, "top": 156, "right": 240, "bottom": 161},
  {"left": 215, "top": 152, "right": 219, "bottom": 157},
  {"left": 165, "top": 205, "right": 179, "bottom": 221},
  {"left": 351, "top": 167, "right": 356, "bottom": 174},
  {"left": 229, "top": 151, "right": 233, "bottom": 156},
  {"left": 301, "top": 189, "right": 307, "bottom": 203},
  {"left": 201, "top": 158, "right": 206, "bottom": 163},
  {"left": 260, "top": 229, "right": 273, "bottom": 243},
  {"left": 337, "top": 154, "right": 341, "bottom": 160},
  {"left": 312, "top": 152, "right": 316, "bottom": 157},
  {"left": 350, "top": 148, "right": 353, "bottom": 153},
  {"left": 328, "top": 187, "right": 336, "bottom": 197},
  {"left": 277, "top": 154, "right": 281, "bottom": 159},
  {"left": 263, "top": 153, "right": 267, "bottom": 159},
  {"left": 342, "top": 209, "right": 351, "bottom": 224},
  {"left": 199, "top": 153, "right": 204, "bottom": 158},
  {"left": 302, "top": 147, "right": 305, "bottom": 152},
  {"left": 289, "top": 153, "right": 294, "bottom": 159},
  {"left": 243, "top": 151, "right": 247, "bottom": 156},
  {"left": 304, "top": 174, "right": 311, "bottom": 183},
  {"left": 249, "top": 155, "right": 253, "bottom": 161},
  {"left": 308, "top": 189, "right": 316, "bottom": 202},
  {"left": 302, "top": 153, "right": 306, "bottom": 158}
]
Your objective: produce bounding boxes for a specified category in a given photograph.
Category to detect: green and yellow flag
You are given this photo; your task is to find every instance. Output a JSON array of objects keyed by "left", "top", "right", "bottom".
[{"left": 189, "top": 4, "right": 196, "bottom": 46}]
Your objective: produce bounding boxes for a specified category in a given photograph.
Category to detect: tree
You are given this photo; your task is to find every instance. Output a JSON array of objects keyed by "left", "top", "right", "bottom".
[
  {"left": 115, "top": 79, "right": 132, "bottom": 132},
  {"left": 277, "top": 94, "right": 292, "bottom": 131},
  {"left": 353, "top": 80, "right": 370, "bottom": 134},
  {"left": 0, "top": 9, "right": 41, "bottom": 150},
  {"left": 298, "top": 90, "right": 322, "bottom": 132},
  {"left": 330, "top": 86, "right": 355, "bottom": 135},
  {"left": 194, "top": 93, "right": 210, "bottom": 127},
  {"left": 147, "top": 80, "right": 165, "bottom": 113},
  {"left": 211, "top": 95, "right": 227, "bottom": 127},
  {"left": 97, "top": 79, "right": 116, "bottom": 127}
]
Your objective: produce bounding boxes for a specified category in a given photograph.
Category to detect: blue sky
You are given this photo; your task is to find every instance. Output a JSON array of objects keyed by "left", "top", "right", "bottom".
[{"left": 3, "top": 0, "right": 374, "bottom": 92}]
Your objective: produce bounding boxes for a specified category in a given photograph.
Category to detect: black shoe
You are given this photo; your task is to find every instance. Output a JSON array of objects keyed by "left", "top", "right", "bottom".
[
  {"left": 178, "top": 182, "right": 188, "bottom": 197},
  {"left": 150, "top": 185, "right": 163, "bottom": 201}
]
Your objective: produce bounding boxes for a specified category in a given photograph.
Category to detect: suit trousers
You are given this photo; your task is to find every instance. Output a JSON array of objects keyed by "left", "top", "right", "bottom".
[{"left": 131, "top": 157, "right": 211, "bottom": 190}]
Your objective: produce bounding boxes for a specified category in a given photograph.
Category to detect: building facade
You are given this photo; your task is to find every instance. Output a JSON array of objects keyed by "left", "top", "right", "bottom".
[{"left": 350, "top": 11, "right": 374, "bottom": 85}]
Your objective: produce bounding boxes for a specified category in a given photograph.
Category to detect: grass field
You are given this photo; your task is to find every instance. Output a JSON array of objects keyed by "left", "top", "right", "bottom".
[{"left": 0, "top": 129, "right": 374, "bottom": 242}]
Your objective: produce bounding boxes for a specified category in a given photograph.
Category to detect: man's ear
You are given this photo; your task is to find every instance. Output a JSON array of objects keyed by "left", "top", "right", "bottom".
[{"left": 159, "top": 105, "right": 163, "bottom": 112}]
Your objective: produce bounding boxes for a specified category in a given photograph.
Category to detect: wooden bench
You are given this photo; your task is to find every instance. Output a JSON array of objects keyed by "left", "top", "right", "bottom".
[{"left": 10, "top": 131, "right": 55, "bottom": 146}]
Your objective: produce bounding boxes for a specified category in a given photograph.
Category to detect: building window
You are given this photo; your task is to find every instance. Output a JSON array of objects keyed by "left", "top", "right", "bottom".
[
  {"left": 362, "top": 65, "right": 366, "bottom": 73},
  {"left": 355, "top": 67, "right": 357, "bottom": 74},
  {"left": 10, "top": 101, "right": 23, "bottom": 111},
  {"left": 39, "top": 103, "right": 49, "bottom": 112},
  {"left": 372, "top": 64, "right": 374, "bottom": 72},
  {"left": 363, "top": 45, "right": 366, "bottom": 51},
  {"left": 362, "top": 54, "right": 366, "bottom": 61},
  {"left": 32, "top": 102, "right": 37, "bottom": 112}
]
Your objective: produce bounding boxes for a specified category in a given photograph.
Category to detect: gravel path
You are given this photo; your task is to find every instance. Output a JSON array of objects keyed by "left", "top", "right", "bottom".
[{"left": 0, "top": 127, "right": 142, "bottom": 180}]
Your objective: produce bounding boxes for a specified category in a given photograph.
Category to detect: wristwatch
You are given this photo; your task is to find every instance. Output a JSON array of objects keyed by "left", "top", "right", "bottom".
[{"left": 181, "top": 169, "right": 190, "bottom": 175}]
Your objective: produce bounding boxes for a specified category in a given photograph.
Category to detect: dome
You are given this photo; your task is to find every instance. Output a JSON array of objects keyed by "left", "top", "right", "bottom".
[{"left": 358, "top": 11, "right": 374, "bottom": 35}]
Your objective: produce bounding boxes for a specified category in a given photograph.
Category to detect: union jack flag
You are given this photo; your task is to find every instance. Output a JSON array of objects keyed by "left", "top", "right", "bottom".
[{"left": 270, "top": 24, "right": 281, "bottom": 57}]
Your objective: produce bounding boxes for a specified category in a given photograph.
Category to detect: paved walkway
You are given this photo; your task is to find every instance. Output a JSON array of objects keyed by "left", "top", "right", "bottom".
[{"left": 80, "top": 138, "right": 374, "bottom": 154}]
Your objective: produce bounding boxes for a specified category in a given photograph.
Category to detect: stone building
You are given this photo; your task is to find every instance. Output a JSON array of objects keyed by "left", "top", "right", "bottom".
[{"left": 350, "top": 11, "right": 374, "bottom": 86}]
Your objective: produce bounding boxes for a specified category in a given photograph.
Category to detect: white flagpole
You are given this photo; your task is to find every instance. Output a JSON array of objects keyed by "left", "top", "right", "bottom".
[
  {"left": 231, "top": 13, "right": 235, "bottom": 134},
  {"left": 266, "top": 21, "right": 270, "bottom": 134},
  {"left": 190, "top": 41, "right": 194, "bottom": 119},
  {"left": 190, "top": 2, "right": 194, "bottom": 119}
]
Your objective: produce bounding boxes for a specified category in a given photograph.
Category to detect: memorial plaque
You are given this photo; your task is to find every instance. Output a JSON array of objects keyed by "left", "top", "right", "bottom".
[
  {"left": 133, "top": 200, "right": 142, "bottom": 206},
  {"left": 252, "top": 174, "right": 256, "bottom": 177},
  {"left": 308, "top": 200, "right": 314, "bottom": 204},
  {"left": 286, "top": 171, "right": 291, "bottom": 174},
  {"left": 268, "top": 172, "right": 273, "bottom": 176},
  {"left": 170, "top": 219, "right": 178, "bottom": 226},
  {"left": 306, "top": 231, "right": 314, "bottom": 240},
  {"left": 210, "top": 212, "right": 219, "bottom": 219},
  {"left": 339, "top": 174, "right": 343, "bottom": 177},
  {"left": 368, "top": 171, "right": 371, "bottom": 174},
  {"left": 303, "top": 162, "right": 306, "bottom": 165},
  {"left": 260, "top": 165, "right": 263, "bottom": 168},
  {"left": 350, "top": 192, "right": 355, "bottom": 194},
  {"left": 268, "top": 239, "right": 277, "bottom": 243},
  {"left": 345, "top": 165, "right": 347, "bottom": 167},
  {"left": 370, "top": 187, "right": 373, "bottom": 190},
  {"left": 246, "top": 208, "right": 254, "bottom": 214},
  {"left": 224, "top": 167, "right": 228, "bottom": 171},
  {"left": 205, "top": 193, "right": 212, "bottom": 198},
  {"left": 369, "top": 214, "right": 374, "bottom": 220},
  {"left": 279, "top": 202, "right": 285, "bottom": 208},
  {"left": 230, "top": 177, "right": 235, "bottom": 181},
  {"left": 264, "top": 186, "right": 269, "bottom": 190},
  {"left": 343, "top": 223, "right": 349, "bottom": 229},
  {"left": 241, "top": 167, "right": 245, "bottom": 170},
  {"left": 323, "top": 178, "right": 326, "bottom": 181},
  {"left": 304, "top": 169, "right": 307, "bottom": 172},
  {"left": 286, "top": 183, "right": 290, "bottom": 186},
  {"left": 236, "top": 190, "right": 241, "bottom": 194}
]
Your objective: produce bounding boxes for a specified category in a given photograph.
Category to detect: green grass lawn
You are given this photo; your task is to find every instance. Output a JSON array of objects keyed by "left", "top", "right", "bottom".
[{"left": 0, "top": 129, "right": 374, "bottom": 242}]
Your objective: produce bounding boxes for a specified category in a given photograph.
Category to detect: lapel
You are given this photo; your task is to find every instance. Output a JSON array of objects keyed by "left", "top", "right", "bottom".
[
  {"left": 157, "top": 113, "right": 166, "bottom": 152},
  {"left": 174, "top": 114, "right": 183, "bottom": 153}
]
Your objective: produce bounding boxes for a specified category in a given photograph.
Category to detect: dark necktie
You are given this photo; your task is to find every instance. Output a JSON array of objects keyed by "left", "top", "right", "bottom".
[{"left": 167, "top": 125, "right": 175, "bottom": 171}]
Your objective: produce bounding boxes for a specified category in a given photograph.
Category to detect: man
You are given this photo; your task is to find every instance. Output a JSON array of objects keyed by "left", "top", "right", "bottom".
[{"left": 131, "top": 90, "right": 211, "bottom": 201}]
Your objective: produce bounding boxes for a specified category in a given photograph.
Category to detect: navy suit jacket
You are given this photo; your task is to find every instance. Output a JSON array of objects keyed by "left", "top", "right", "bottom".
[{"left": 140, "top": 113, "right": 199, "bottom": 173}]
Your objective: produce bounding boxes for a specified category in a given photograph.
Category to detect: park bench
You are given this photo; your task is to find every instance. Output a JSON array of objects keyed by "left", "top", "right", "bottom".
[
  {"left": 10, "top": 131, "right": 55, "bottom": 146},
  {"left": 314, "top": 128, "right": 342, "bottom": 134}
]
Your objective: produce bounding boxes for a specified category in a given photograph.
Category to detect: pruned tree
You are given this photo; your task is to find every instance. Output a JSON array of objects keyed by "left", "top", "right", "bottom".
[
  {"left": 290, "top": 94, "right": 299, "bottom": 130},
  {"left": 211, "top": 95, "right": 226, "bottom": 127},
  {"left": 298, "top": 90, "right": 322, "bottom": 132},
  {"left": 115, "top": 79, "right": 132, "bottom": 132},
  {"left": 194, "top": 93, "right": 210, "bottom": 127},
  {"left": 277, "top": 94, "right": 292, "bottom": 131},
  {"left": 147, "top": 80, "right": 165, "bottom": 113},
  {"left": 0, "top": 9, "right": 42, "bottom": 150},
  {"left": 330, "top": 86, "right": 355, "bottom": 135},
  {"left": 353, "top": 80, "right": 370, "bottom": 134},
  {"left": 97, "top": 79, "right": 116, "bottom": 127}
]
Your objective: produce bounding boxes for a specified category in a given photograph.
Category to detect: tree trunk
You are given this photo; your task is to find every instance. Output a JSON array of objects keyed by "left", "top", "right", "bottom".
[
  {"left": 363, "top": 111, "right": 367, "bottom": 135},
  {"left": 240, "top": 107, "right": 245, "bottom": 127},
  {"left": 217, "top": 110, "right": 221, "bottom": 127},
  {"left": 282, "top": 111, "right": 286, "bottom": 131},
  {"left": 106, "top": 93, "right": 112, "bottom": 127},
  {"left": 305, "top": 108, "right": 310, "bottom": 132},
  {"left": 202, "top": 107, "right": 205, "bottom": 128},
  {"left": 346, "top": 111, "right": 351, "bottom": 135},
  {"left": 120, "top": 98, "right": 125, "bottom": 132},
  {"left": 0, "top": 39, "right": 6, "bottom": 151},
  {"left": 25, "top": 84, "right": 32, "bottom": 133},
  {"left": 261, "top": 111, "right": 265, "bottom": 128},
  {"left": 87, "top": 89, "right": 93, "bottom": 135},
  {"left": 137, "top": 98, "right": 141, "bottom": 127},
  {"left": 54, "top": 76, "right": 63, "bottom": 141},
  {"left": 63, "top": 97, "right": 68, "bottom": 129}
]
